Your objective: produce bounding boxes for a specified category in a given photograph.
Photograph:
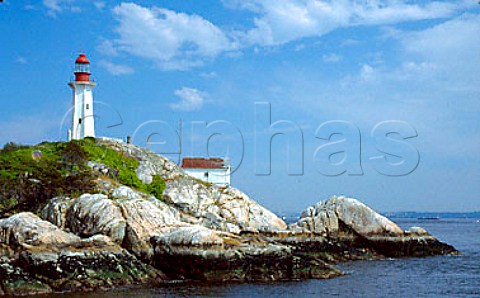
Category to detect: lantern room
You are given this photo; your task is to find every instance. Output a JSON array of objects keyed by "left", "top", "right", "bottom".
[{"left": 74, "top": 54, "right": 91, "bottom": 82}]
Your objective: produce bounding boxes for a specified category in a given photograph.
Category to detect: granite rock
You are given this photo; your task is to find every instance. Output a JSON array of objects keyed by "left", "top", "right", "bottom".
[{"left": 290, "top": 196, "right": 404, "bottom": 237}]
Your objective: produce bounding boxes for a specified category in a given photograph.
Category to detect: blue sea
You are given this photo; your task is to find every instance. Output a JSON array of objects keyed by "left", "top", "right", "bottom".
[{"left": 59, "top": 218, "right": 480, "bottom": 298}]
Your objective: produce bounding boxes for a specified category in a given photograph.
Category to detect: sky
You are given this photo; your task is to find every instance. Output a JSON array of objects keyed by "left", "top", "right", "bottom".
[{"left": 1, "top": 0, "right": 479, "bottom": 213}]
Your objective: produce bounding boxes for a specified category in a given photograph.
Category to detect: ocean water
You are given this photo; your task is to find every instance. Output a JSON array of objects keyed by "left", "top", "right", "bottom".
[{"left": 58, "top": 219, "right": 480, "bottom": 298}]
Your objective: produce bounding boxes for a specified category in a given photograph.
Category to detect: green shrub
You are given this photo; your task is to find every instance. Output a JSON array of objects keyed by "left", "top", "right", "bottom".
[
  {"left": 0, "top": 141, "right": 95, "bottom": 216},
  {"left": 0, "top": 138, "right": 167, "bottom": 216},
  {"left": 144, "top": 175, "right": 166, "bottom": 201}
]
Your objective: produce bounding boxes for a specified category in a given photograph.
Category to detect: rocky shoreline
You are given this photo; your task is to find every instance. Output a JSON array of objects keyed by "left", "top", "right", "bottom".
[{"left": 0, "top": 139, "right": 457, "bottom": 296}]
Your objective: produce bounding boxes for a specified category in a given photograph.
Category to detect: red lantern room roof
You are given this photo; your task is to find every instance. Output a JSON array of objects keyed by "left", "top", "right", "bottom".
[
  {"left": 75, "top": 54, "right": 90, "bottom": 64},
  {"left": 181, "top": 158, "right": 226, "bottom": 169},
  {"left": 73, "top": 53, "right": 92, "bottom": 82}
]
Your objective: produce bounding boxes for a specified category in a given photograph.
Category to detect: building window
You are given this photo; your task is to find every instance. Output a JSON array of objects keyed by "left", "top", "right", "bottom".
[
  {"left": 79, "top": 118, "right": 82, "bottom": 124},
  {"left": 86, "top": 104, "right": 89, "bottom": 110}
]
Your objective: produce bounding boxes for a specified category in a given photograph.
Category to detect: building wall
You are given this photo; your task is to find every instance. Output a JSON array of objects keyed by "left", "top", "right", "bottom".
[
  {"left": 70, "top": 82, "right": 95, "bottom": 140},
  {"left": 183, "top": 167, "right": 231, "bottom": 185}
]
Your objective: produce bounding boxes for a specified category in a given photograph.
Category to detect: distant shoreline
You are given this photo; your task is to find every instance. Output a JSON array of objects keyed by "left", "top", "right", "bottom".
[
  {"left": 278, "top": 212, "right": 480, "bottom": 224},
  {"left": 383, "top": 212, "right": 480, "bottom": 219}
]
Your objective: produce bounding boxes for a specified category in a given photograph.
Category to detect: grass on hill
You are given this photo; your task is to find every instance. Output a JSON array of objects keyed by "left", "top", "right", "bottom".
[{"left": 0, "top": 138, "right": 165, "bottom": 217}]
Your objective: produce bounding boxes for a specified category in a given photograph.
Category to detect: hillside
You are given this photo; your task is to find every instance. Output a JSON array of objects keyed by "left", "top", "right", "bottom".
[{"left": 0, "top": 138, "right": 165, "bottom": 217}]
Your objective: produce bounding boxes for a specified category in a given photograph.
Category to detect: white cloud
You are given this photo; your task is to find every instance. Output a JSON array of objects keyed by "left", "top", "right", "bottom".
[
  {"left": 232, "top": 0, "right": 475, "bottom": 46},
  {"left": 42, "top": 0, "right": 108, "bottom": 16},
  {"left": 42, "top": 0, "right": 84, "bottom": 16},
  {"left": 200, "top": 71, "right": 218, "bottom": 79},
  {"left": 294, "top": 43, "right": 306, "bottom": 51},
  {"left": 342, "top": 13, "right": 480, "bottom": 92},
  {"left": 99, "top": 60, "right": 134, "bottom": 75},
  {"left": 16, "top": 56, "right": 27, "bottom": 64},
  {"left": 109, "top": 3, "right": 234, "bottom": 70},
  {"left": 286, "top": 13, "right": 480, "bottom": 158},
  {"left": 101, "top": 1, "right": 476, "bottom": 71},
  {"left": 94, "top": 2, "right": 106, "bottom": 10},
  {"left": 359, "top": 63, "right": 377, "bottom": 82},
  {"left": 340, "top": 14, "right": 480, "bottom": 99},
  {"left": 170, "top": 87, "right": 205, "bottom": 111},
  {"left": 322, "top": 53, "right": 342, "bottom": 63},
  {"left": 400, "top": 13, "right": 480, "bottom": 85},
  {"left": 43, "top": 0, "right": 62, "bottom": 11},
  {"left": 97, "top": 40, "right": 119, "bottom": 57},
  {"left": 340, "top": 38, "right": 360, "bottom": 47},
  {"left": 43, "top": 0, "right": 63, "bottom": 16},
  {"left": 43, "top": 0, "right": 78, "bottom": 16}
]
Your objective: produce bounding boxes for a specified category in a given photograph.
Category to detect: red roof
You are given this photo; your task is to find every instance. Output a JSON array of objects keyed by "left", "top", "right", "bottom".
[
  {"left": 75, "top": 54, "right": 90, "bottom": 64},
  {"left": 181, "top": 158, "right": 225, "bottom": 169}
]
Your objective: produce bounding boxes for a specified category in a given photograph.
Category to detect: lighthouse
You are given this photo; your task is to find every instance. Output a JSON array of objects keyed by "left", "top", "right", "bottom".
[{"left": 68, "top": 54, "right": 96, "bottom": 140}]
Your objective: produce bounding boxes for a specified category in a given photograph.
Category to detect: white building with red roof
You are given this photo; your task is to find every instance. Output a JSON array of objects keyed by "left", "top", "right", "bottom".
[{"left": 181, "top": 158, "right": 231, "bottom": 186}]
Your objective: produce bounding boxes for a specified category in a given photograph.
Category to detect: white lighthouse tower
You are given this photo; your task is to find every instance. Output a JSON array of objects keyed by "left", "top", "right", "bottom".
[{"left": 68, "top": 53, "right": 96, "bottom": 140}]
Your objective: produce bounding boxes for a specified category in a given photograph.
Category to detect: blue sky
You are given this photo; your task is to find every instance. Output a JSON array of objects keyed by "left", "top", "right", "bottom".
[{"left": 1, "top": 0, "right": 479, "bottom": 213}]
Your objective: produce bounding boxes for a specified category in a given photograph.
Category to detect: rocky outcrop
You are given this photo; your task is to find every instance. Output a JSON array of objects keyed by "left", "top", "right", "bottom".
[
  {"left": 152, "top": 225, "right": 224, "bottom": 247},
  {"left": 290, "top": 196, "right": 404, "bottom": 237},
  {"left": 405, "top": 226, "right": 429, "bottom": 236},
  {"left": 0, "top": 213, "right": 160, "bottom": 295},
  {"left": 164, "top": 177, "right": 287, "bottom": 233},
  {"left": 217, "top": 187, "right": 287, "bottom": 231},
  {"left": 102, "top": 138, "right": 287, "bottom": 234},
  {"left": 42, "top": 194, "right": 128, "bottom": 243},
  {"left": 118, "top": 197, "right": 185, "bottom": 259},
  {"left": 40, "top": 196, "right": 74, "bottom": 230},
  {"left": 0, "top": 212, "right": 81, "bottom": 249},
  {"left": 15, "top": 249, "right": 159, "bottom": 292},
  {"left": 41, "top": 186, "right": 184, "bottom": 260},
  {"left": 288, "top": 196, "right": 457, "bottom": 258},
  {"left": 67, "top": 194, "right": 127, "bottom": 242},
  {"left": 100, "top": 139, "right": 185, "bottom": 182},
  {"left": 152, "top": 234, "right": 342, "bottom": 281}
]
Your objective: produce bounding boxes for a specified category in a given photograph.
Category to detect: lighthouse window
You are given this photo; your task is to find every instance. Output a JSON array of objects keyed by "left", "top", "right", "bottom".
[
  {"left": 86, "top": 104, "right": 89, "bottom": 110},
  {"left": 75, "top": 63, "right": 90, "bottom": 73},
  {"left": 79, "top": 118, "right": 82, "bottom": 124}
]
